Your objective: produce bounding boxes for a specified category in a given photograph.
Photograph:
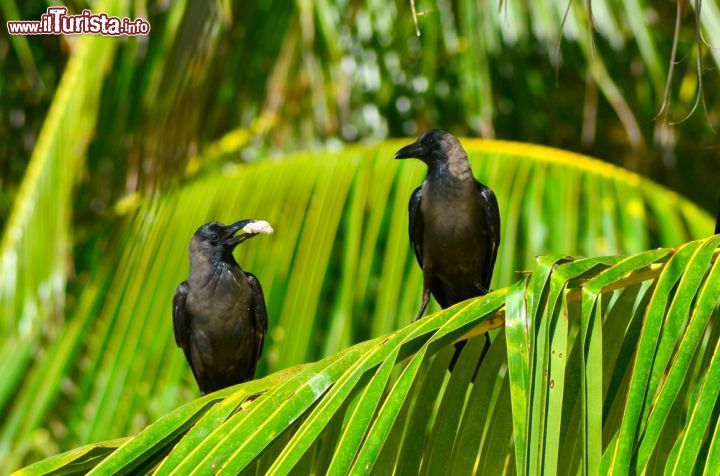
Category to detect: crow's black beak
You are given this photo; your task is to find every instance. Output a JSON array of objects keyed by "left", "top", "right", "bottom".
[
  {"left": 223, "top": 219, "right": 259, "bottom": 248},
  {"left": 394, "top": 140, "right": 425, "bottom": 160}
]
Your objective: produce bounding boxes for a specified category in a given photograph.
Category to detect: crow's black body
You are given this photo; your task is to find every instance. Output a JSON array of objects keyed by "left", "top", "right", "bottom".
[
  {"left": 397, "top": 130, "right": 500, "bottom": 319},
  {"left": 173, "top": 220, "right": 269, "bottom": 395},
  {"left": 396, "top": 130, "right": 500, "bottom": 367}
]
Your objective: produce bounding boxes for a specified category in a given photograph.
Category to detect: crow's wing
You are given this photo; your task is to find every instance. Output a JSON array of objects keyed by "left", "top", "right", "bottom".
[
  {"left": 246, "top": 273, "right": 268, "bottom": 362},
  {"left": 173, "top": 281, "right": 201, "bottom": 384},
  {"left": 408, "top": 186, "right": 424, "bottom": 267},
  {"left": 408, "top": 186, "right": 449, "bottom": 308},
  {"left": 477, "top": 183, "right": 501, "bottom": 291}
]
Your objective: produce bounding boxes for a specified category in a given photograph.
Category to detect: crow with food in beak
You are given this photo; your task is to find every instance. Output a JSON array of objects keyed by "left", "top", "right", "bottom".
[{"left": 173, "top": 219, "right": 273, "bottom": 395}]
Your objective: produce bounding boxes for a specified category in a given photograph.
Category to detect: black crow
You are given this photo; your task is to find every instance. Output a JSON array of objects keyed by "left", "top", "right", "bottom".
[
  {"left": 173, "top": 219, "right": 273, "bottom": 395},
  {"left": 395, "top": 130, "right": 500, "bottom": 367}
]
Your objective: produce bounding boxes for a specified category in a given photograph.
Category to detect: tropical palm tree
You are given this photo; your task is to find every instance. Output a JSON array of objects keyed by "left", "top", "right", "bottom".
[
  {"left": 4, "top": 138, "right": 716, "bottom": 472},
  {"left": 15, "top": 234, "right": 720, "bottom": 475},
  {"left": 2, "top": 0, "right": 719, "bottom": 473}
]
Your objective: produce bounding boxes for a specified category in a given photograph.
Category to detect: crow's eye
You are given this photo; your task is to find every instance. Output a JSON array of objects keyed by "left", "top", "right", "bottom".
[
  {"left": 209, "top": 232, "right": 219, "bottom": 243},
  {"left": 427, "top": 136, "right": 436, "bottom": 146}
]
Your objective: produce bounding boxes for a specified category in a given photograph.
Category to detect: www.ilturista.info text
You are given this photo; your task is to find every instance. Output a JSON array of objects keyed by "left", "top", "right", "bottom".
[{"left": 7, "top": 7, "right": 150, "bottom": 36}]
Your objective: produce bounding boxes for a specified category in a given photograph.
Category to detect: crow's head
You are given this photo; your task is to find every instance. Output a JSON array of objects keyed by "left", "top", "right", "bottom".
[
  {"left": 394, "top": 129, "right": 465, "bottom": 166},
  {"left": 190, "top": 219, "right": 273, "bottom": 261}
]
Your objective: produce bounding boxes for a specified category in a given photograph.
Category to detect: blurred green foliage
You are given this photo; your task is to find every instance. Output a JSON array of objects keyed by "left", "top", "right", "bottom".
[
  {"left": 1, "top": 0, "right": 720, "bottom": 470},
  {"left": 1, "top": 0, "right": 719, "bottom": 227}
]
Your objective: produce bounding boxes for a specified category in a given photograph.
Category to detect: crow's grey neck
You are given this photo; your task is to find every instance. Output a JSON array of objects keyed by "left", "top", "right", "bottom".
[
  {"left": 190, "top": 253, "right": 238, "bottom": 282},
  {"left": 427, "top": 155, "right": 474, "bottom": 183},
  {"left": 212, "top": 252, "right": 238, "bottom": 269}
]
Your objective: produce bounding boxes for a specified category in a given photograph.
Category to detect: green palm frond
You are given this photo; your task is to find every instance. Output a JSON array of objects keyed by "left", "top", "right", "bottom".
[
  {"left": 0, "top": 0, "right": 125, "bottom": 336},
  {"left": 17, "top": 236, "right": 720, "bottom": 475},
  {"left": 0, "top": 2, "right": 129, "bottom": 437},
  {"left": 1, "top": 140, "right": 712, "bottom": 469}
]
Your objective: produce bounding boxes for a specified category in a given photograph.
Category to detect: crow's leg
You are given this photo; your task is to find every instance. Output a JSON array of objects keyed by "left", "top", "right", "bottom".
[
  {"left": 414, "top": 272, "right": 433, "bottom": 321},
  {"left": 414, "top": 288, "right": 431, "bottom": 321},
  {"left": 450, "top": 333, "right": 491, "bottom": 382}
]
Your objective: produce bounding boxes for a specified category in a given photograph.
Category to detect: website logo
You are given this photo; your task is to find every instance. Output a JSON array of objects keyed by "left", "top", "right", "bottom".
[{"left": 7, "top": 7, "right": 151, "bottom": 36}]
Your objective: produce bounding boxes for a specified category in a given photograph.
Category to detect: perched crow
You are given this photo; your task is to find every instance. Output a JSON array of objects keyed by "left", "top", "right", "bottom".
[
  {"left": 173, "top": 219, "right": 273, "bottom": 395},
  {"left": 395, "top": 130, "right": 500, "bottom": 366}
]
